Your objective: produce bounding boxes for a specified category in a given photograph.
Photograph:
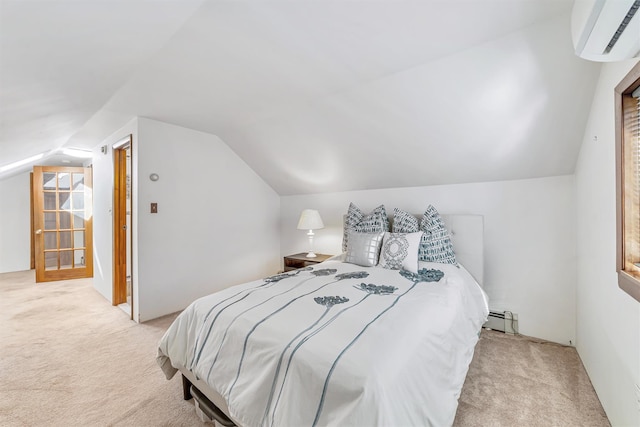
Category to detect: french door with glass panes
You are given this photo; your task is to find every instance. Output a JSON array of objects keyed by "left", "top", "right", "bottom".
[{"left": 33, "top": 166, "right": 93, "bottom": 282}]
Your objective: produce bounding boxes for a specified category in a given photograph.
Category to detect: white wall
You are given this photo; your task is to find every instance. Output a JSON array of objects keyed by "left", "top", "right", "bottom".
[
  {"left": 281, "top": 175, "right": 576, "bottom": 345},
  {"left": 0, "top": 171, "right": 31, "bottom": 273},
  {"left": 135, "top": 118, "right": 281, "bottom": 321},
  {"left": 575, "top": 59, "right": 640, "bottom": 427}
]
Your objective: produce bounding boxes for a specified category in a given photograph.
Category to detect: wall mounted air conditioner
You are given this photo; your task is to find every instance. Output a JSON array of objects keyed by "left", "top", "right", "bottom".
[{"left": 572, "top": 0, "right": 640, "bottom": 62}]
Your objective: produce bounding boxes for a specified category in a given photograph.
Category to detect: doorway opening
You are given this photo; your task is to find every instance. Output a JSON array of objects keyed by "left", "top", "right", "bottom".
[{"left": 113, "top": 135, "right": 133, "bottom": 320}]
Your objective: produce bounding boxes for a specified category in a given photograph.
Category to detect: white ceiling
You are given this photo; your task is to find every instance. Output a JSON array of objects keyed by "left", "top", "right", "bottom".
[{"left": 0, "top": 0, "right": 602, "bottom": 193}]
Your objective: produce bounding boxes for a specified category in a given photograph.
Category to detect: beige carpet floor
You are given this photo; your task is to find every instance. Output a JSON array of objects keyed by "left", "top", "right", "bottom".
[{"left": 0, "top": 270, "right": 610, "bottom": 427}]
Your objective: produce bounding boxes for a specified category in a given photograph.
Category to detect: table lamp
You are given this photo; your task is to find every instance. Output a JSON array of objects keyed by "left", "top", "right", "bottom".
[{"left": 297, "top": 209, "right": 324, "bottom": 258}]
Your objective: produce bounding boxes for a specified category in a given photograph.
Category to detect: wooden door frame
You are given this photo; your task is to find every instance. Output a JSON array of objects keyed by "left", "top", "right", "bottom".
[
  {"left": 112, "top": 135, "right": 133, "bottom": 318},
  {"left": 30, "top": 172, "right": 35, "bottom": 270}
]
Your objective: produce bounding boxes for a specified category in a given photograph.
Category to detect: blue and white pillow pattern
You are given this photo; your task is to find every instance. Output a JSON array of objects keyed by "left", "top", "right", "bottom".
[
  {"left": 378, "top": 231, "right": 423, "bottom": 273},
  {"left": 342, "top": 203, "right": 389, "bottom": 252},
  {"left": 418, "top": 205, "right": 457, "bottom": 265},
  {"left": 391, "top": 208, "right": 420, "bottom": 233},
  {"left": 345, "top": 231, "right": 385, "bottom": 267}
]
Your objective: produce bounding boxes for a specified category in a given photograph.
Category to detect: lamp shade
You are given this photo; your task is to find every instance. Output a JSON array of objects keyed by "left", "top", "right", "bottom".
[{"left": 297, "top": 209, "right": 324, "bottom": 230}]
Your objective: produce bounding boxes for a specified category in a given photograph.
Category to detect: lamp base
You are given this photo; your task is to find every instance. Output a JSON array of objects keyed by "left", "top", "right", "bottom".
[{"left": 306, "top": 251, "right": 317, "bottom": 258}]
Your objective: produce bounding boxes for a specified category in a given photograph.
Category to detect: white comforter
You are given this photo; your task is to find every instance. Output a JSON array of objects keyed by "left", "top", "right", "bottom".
[{"left": 157, "top": 260, "right": 488, "bottom": 427}]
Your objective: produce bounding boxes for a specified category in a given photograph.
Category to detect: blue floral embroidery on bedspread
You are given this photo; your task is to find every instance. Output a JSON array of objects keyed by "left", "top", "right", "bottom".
[
  {"left": 313, "top": 295, "right": 349, "bottom": 306},
  {"left": 335, "top": 271, "right": 370, "bottom": 280},
  {"left": 263, "top": 283, "right": 398, "bottom": 426},
  {"left": 310, "top": 268, "right": 338, "bottom": 276},
  {"left": 223, "top": 271, "right": 369, "bottom": 399},
  {"left": 311, "top": 269, "right": 444, "bottom": 426},
  {"left": 201, "top": 268, "right": 342, "bottom": 379},
  {"left": 399, "top": 267, "right": 445, "bottom": 283},
  {"left": 259, "top": 294, "right": 352, "bottom": 424},
  {"left": 191, "top": 266, "right": 313, "bottom": 371},
  {"left": 264, "top": 267, "right": 313, "bottom": 283},
  {"left": 196, "top": 266, "right": 447, "bottom": 426},
  {"left": 354, "top": 283, "right": 398, "bottom": 295}
]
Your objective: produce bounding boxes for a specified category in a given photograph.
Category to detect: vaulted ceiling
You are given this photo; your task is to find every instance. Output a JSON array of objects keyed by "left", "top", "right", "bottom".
[{"left": 0, "top": 0, "right": 602, "bottom": 194}]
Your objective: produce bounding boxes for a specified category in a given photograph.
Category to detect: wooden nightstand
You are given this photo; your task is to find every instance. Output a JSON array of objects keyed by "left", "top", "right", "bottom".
[{"left": 283, "top": 253, "right": 333, "bottom": 272}]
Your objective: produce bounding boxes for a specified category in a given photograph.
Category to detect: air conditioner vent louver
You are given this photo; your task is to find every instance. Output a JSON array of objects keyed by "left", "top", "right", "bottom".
[{"left": 604, "top": 0, "right": 640, "bottom": 54}]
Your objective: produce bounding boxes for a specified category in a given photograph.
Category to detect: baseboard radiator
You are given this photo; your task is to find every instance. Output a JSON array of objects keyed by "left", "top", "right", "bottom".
[{"left": 483, "top": 310, "right": 518, "bottom": 335}]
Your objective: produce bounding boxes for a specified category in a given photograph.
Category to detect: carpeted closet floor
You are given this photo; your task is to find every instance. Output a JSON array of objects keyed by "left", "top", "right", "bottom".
[{"left": 0, "top": 270, "right": 610, "bottom": 427}]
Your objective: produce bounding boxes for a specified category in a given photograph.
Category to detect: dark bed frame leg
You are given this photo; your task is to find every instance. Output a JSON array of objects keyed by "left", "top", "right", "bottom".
[{"left": 182, "top": 374, "right": 193, "bottom": 400}]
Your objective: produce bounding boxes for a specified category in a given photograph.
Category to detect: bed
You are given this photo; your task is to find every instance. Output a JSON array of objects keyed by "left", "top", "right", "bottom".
[{"left": 157, "top": 213, "right": 489, "bottom": 427}]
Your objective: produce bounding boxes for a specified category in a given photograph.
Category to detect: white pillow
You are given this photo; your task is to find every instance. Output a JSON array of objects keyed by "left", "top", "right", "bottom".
[
  {"left": 378, "top": 231, "right": 423, "bottom": 273},
  {"left": 345, "top": 231, "right": 385, "bottom": 267}
]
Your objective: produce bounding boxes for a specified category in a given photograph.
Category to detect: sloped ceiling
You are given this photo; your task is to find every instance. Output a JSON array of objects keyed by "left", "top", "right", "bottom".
[{"left": 0, "top": 0, "right": 602, "bottom": 194}]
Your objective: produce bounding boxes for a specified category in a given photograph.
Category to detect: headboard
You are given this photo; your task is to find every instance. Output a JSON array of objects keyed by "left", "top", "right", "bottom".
[{"left": 343, "top": 213, "right": 484, "bottom": 286}]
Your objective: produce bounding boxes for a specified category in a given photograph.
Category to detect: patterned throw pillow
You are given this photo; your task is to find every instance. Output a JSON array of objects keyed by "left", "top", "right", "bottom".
[
  {"left": 378, "top": 231, "right": 423, "bottom": 273},
  {"left": 345, "top": 231, "right": 385, "bottom": 267},
  {"left": 418, "top": 205, "right": 457, "bottom": 265},
  {"left": 392, "top": 208, "right": 419, "bottom": 233},
  {"left": 342, "top": 203, "right": 389, "bottom": 252}
]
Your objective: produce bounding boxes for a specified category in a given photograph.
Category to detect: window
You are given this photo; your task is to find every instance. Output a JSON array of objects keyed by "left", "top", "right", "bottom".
[{"left": 616, "top": 61, "right": 640, "bottom": 302}]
